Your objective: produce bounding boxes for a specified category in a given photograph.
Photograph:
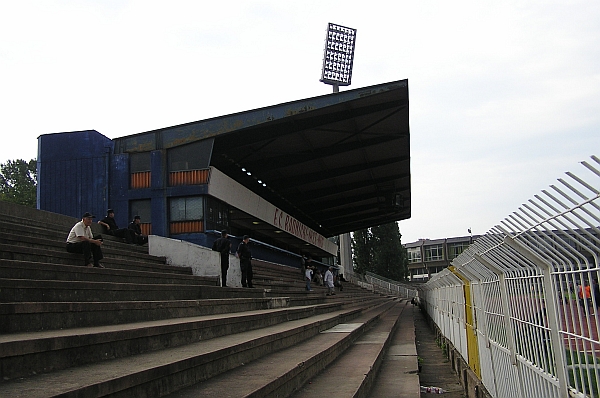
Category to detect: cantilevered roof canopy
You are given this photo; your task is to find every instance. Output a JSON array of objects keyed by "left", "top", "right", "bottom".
[
  {"left": 116, "top": 79, "right": 410, "bottom": 241},
  {"left": 212, "top": 80, "right": 410, "bottom": 237}
]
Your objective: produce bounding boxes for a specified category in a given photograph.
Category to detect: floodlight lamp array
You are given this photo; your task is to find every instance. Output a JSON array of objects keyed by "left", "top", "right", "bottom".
[{"left": 320, "top": 23, "right": 357, "bottom": 86}]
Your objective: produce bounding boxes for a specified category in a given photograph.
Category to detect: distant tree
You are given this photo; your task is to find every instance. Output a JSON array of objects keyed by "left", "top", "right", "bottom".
[
  {"left": 352, "top": 222, "right": 409, "bottom": 281},
  {"left": 352, "top": 228, "right": 372, "bottom": 275},
  {"left": 371, "top": 222, "right": 409, "bottom": 281},
  {"left": 0, "top": 159, "right": 37, "bottom": 207}
]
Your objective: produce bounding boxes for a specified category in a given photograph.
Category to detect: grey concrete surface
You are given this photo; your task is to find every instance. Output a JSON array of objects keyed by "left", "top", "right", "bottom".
[{"left": 414, "top": 306, "right": 465, "bottom": 397}]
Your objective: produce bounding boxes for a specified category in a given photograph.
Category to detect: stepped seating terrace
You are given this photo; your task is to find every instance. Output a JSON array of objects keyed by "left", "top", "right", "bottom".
[{"left": 0, "top": 202, "right": 419, "bottom": 397}]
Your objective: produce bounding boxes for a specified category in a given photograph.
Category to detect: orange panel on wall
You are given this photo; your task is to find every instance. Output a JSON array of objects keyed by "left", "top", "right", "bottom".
[
  {"left": 170, "top": 221, "right": 203, "bottom": 234},
  {"left": 140, "top": 223, "right": 152, "bottom": 236},
  {"left": 131, "top": 172, "right": 151, "bottom": 189},
  {"left": 169, "top": 169, "right": 209, "bottom": 186}
]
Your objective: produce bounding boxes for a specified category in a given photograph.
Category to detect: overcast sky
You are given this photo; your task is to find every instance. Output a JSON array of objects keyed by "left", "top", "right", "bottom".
[{"left": 1, "top": 1, "right": 598, "bottom": 243}]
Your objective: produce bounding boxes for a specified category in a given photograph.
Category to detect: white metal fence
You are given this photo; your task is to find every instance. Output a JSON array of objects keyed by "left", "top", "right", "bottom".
[
  {"left": 348, "top": 272, "right": 418, "bottom": 299},
  {"left": 364, "top": 272, "right": 418, "bottom": 299},
  {"left": 421, "top": 156, "right": 600, "bottom": 398}
]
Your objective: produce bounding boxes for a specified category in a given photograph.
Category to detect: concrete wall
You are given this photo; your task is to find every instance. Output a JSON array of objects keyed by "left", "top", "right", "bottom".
[{"left": 148, "top": 235, "right": 242, "bottom": 287}]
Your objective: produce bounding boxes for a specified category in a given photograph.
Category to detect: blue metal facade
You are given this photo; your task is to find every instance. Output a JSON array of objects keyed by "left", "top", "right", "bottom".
[
  {"left": 38, "top": 130, "right": 216, "bottom": 238},
  {"left": 37, "top": 130, "right": 112, "bottom": 221},
  {"left": 36, "top": 129, "right": 322, "bottom": 269}
]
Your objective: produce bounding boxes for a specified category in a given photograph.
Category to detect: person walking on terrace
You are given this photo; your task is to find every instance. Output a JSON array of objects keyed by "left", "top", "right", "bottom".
[
  {"left": 324, "top": 266, "right": 335, "bottom": 296},
  {"left": 212, "top": 230, "right": 232, "bottom": 287},
  {"left": 66, "top": 212, "right": 105, "bottom": 268},
  {"left": 305, "top": 265, "right": 313, "bottom": 292},
  {"left": 237, "top": 235, "right": 253, "bottom": 288},
  {"left": 98, "top": 209, "right": 135, "bottom": 244},
  {"left": 128, "top": 215, "right": 148, "bottom": 245}
]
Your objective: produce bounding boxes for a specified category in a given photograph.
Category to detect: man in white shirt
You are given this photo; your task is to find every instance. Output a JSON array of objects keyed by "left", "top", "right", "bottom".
[
  {"left": 324, "top": 267, "right": 335, "bottom": 296},
  {"left": 66, "top": 212, "right": 105, "bottom": 268},
  {"left": 305, "top": 266, "right": 313, "bottom": 291}
]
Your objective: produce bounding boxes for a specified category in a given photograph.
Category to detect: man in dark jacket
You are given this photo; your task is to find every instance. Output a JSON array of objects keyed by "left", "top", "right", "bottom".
[
  {"left": 128, "top": 215, "right": 148, "bottom": 245},
  {"left": 237, "top": 235, "right": 253, "bottom": 288},
  {"left": 212, "top": 230, "right": 232, "bottom": 287},
  {"left": 98, "top": 209, "right": 135, "bottom": 244}
]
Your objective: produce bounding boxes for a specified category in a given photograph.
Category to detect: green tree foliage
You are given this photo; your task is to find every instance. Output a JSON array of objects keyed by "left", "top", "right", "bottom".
[
  {"left": 0, "top": 159, "right": 37, "bottom": 207},
  {"left": 371, "top": 223, "right": 409, "bottom": 280},
  {"left": 352, "top": 228, "right": 372, "bottom": 275},
  {"left": 352, "top": 222, "right": 409, "bottom": 281}
]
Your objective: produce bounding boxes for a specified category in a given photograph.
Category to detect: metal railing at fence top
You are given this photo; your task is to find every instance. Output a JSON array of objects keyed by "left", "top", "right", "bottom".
[
  {"left": 421, "top": 155, "right": 600, "bottom": 398},
  {"left": 348, "top": 272, "right": 418, "bottom": 299}
]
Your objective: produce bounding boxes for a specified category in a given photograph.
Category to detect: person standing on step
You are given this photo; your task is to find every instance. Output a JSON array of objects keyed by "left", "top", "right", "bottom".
[
  {"left": 324, "top": 266, "right": 335, "bottom": 296},
  {"left": 128, "top": 215, "right": 149, "bottom": 245},
  {"left": 66, "top": 212, "right": 105, "bottom": 268},
  {"left": 237, "top": 235, "right": 253, "bottom": 288},
  {"left": 98, "top": 209, "right": 135, "bottom": 244},
  {"left": 305, "top": 265, "right": 313, "bottom": 291},
  {"left": 212, "top": 230, "right": 232, "bottom": 287}
]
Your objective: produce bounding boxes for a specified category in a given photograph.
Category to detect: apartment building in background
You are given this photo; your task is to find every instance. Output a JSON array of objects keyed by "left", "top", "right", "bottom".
[{"left": 404, "top": 235, "right": 478, "bottom": 281}]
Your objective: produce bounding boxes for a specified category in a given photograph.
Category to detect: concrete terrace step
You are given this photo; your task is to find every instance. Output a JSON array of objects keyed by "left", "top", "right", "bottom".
[
  {"left": 0, "top": 216, "right": 95, "bottom": 236},
  {"left": 0, "top": 302, "right": 379, "bottom": 397},
  {"left": 0, "top": 232, "right": 164, "bottom": 262},
  {"left": 0, "top": 231, "right": 166, "bottom": 261},
  {"left": 0, "top": 212, "right": 77, "bottom": 235},
  {"left": 0, "top": 302, "right": 351, "bottom": 381},
  {"left": 0, "top": 210, "right": 128, "bottom": 235},
  {"left": 0, "top": 202, "right": 419, "bottom": 398},
  {"left": 0, "top": 277, "right": 265, "bottom": 303},
  {"left": 286, "top": 293, "right": 388, "bottom": 309},
  {"left": 367, "top": 304, "right": 420, "bottom": 398},
  {"left": 164, "top": 300, "right": 401, "bottom": 398},
  {"left": 291, "top": 300, "right": 417, "bottom": 398},
  {"left": 0, "top": 259, "right": 214, "bottom": 286},
  {"left": 264, "top": 288, "right": 326, "bottom": 299},
  {"left": 256, "top": 279, "right": 368, "bottom": 297},
  {"left": 0, "top": 243, "right": 186, "bottom": 275},
  {"left": 0, "top": 297, "right": 292, "bottom": 334},
  {"left": 0, "top": 215, "right": 164, "bottom": 259}
]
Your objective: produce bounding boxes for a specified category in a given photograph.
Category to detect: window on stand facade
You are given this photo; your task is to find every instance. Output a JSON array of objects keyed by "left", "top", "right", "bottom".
[
  {"left": 424, "top": 245, "right": 444, "bottom": 261},
  {"left": 168, "top": 141, "right": 212, "bottom": 186},
  {"left": 130, "top": 152, "right": 151, "bottom": 189},
  {"left": 130, "top": 199, "right": 152, "bottom": 235},
  {"left": 169, "top": 196, "right": 204, "bottom": 234},
  {"left": 205, "top": 197, "right": 230, "bottom": 232}
]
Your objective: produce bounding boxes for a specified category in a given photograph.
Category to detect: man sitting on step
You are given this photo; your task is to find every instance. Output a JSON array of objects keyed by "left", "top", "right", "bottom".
[
  {"left": 98, "top": 209, "right": 135, "bottom": 244},
  {"left": 129, "top": 215, "right": 149, "bottom": 245},
  {"left": 66, "top": 212, "right": 105, "bottom": 268}
]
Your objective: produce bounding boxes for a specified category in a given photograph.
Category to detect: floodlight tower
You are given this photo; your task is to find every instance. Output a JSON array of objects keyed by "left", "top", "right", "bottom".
[{"left": 320, "top": 23, "right": 357, "bottom": 93}]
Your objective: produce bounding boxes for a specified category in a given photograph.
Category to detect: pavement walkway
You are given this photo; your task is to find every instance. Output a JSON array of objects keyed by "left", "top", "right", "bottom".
[{"left": 413, "top": 305, "right": 465, "bottom": 397}]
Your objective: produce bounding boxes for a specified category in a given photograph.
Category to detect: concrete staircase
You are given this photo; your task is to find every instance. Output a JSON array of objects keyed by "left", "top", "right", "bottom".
[{"left": 0, "top": 201, "right": 419, "bottom": 397}]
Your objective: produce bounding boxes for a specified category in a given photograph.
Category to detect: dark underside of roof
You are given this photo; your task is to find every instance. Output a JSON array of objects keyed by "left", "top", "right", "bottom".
[{"left": 210, "top": 80, "right": 410, "bottom": 238}]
